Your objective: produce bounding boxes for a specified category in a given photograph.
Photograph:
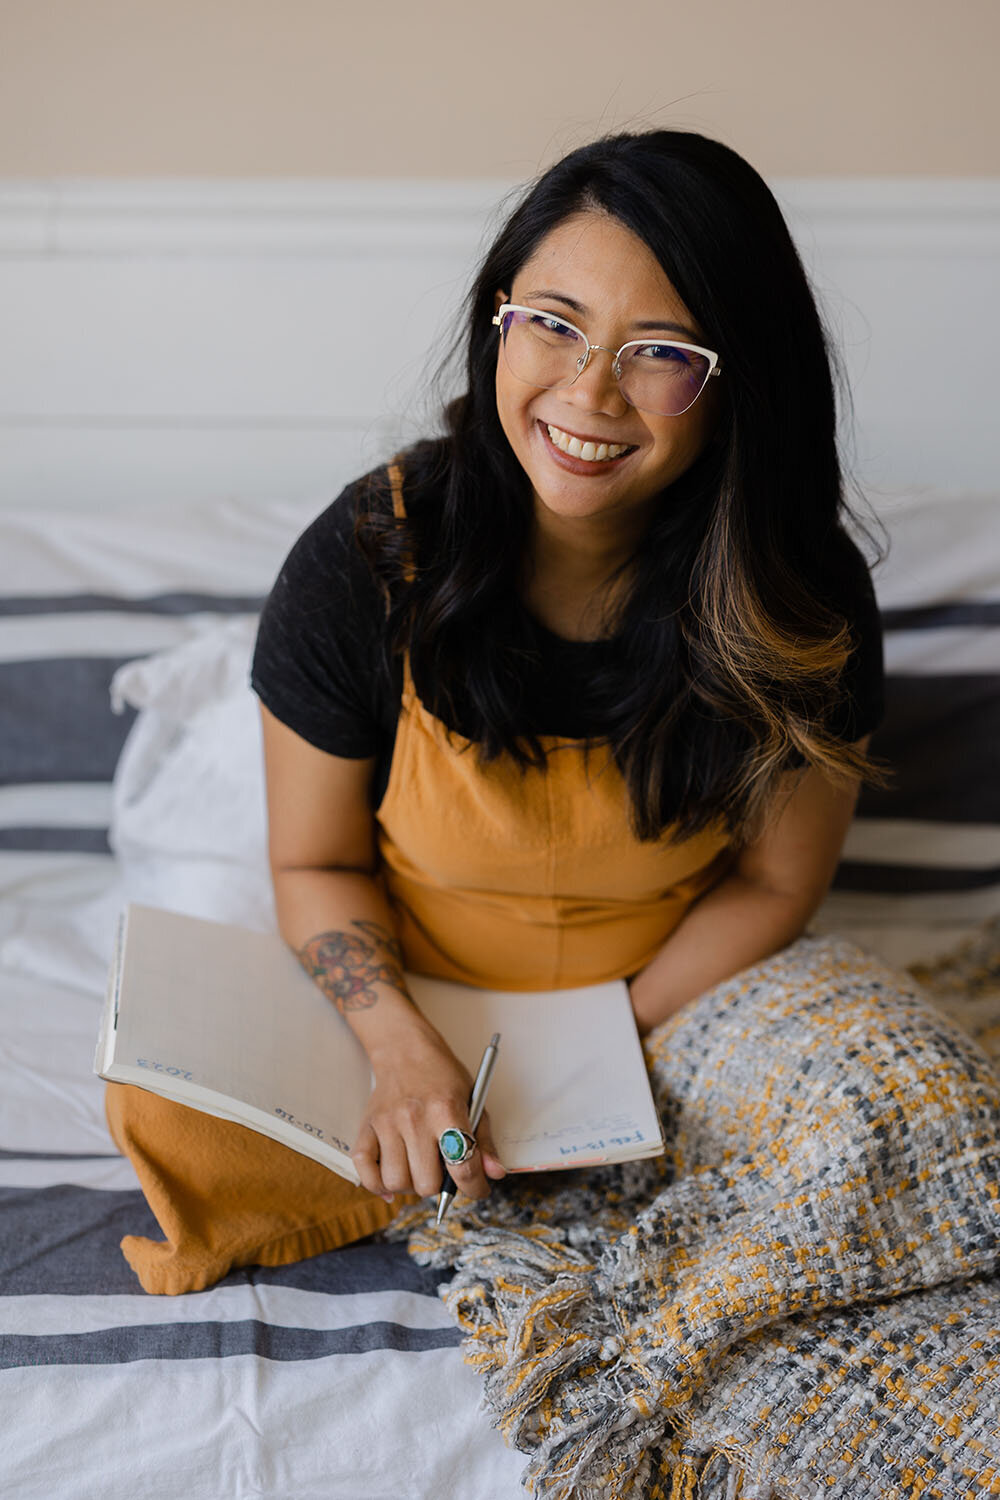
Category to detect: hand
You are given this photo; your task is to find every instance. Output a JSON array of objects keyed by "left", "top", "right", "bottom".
[{"left": 351, "top": 1030, "right": 506, "bottom": 1202}]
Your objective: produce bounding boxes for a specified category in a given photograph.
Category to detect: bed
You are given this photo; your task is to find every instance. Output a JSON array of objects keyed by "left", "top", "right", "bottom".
[
  {"left": 1, "top": 478, "right": 998, "bottom": 1498},
  {"left": 0, "top": 497, "right": 530, "bottom": 1498},
  {"left": 3, "top": 170, "right": 999, "bottom": 1496}
]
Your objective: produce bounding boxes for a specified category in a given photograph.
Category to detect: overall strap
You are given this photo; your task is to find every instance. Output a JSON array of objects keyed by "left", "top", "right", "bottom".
[
  {"left": 386, "top": 459, "right": 416, "bottom": 699},
  {"left": 388, "top": 460, "right": 406, "bottom": 521},
  {"left": 387, "top": 459, "right": 417, "bottom": 588}
]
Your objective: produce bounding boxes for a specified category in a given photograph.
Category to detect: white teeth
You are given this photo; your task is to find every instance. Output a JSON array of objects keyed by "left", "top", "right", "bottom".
[{"left": 546, "top": 424, "right": 629, "bottom": 461}]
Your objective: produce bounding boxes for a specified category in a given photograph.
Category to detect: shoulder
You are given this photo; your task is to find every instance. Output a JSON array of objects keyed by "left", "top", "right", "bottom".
[
  {"left": 251, "top": 440, "right": 449, "bottom": 669},
  {"left": 250, "top": 470, "right": 397, "bottom": 755},
  {"left": 815, "top": 523, "right": 877, "bottom": 606},
  {"left": 822, "top": 526, "right": 885, "bottom": 740},
  {"left": 280, "top": 469, "right": 388, "bottom": 586},
  {"left": 251, "top": 468, "right": 393, "bottom": 694},
  {"left": 825, "top": 529, "right": 882, "bottom": 663}
]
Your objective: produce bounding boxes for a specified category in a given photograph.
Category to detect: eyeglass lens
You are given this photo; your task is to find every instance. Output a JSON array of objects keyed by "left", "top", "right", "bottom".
[{"left": 499, "top": 308, "right": 712, "bottom": 417}]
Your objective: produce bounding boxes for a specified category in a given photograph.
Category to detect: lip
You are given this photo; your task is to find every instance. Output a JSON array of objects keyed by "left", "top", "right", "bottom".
[{"left": 537, "top": 420, "right": 637, "bottom": 474}]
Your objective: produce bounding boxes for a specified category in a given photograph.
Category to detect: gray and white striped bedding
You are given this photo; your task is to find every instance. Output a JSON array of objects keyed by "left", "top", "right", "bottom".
[
  {"left": 0, "top": 501, "right": 524, "bottom": 1499},
  {"left": 1, "top": 490, "right": 997, "bottom": 1498},
  {"left": 815, "top": 490, "right": 1000, "bottom": 965}
]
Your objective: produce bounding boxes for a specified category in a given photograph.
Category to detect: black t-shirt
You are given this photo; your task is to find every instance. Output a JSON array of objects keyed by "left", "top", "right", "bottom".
[{"left": 251, "top": 472, "right": 885, "bottom": 808}]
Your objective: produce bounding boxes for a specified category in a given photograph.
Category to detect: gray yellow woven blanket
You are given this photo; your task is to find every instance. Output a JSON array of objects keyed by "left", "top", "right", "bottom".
[{"left": 394, "top": 930, "right": 1000, "bottom": 1499}]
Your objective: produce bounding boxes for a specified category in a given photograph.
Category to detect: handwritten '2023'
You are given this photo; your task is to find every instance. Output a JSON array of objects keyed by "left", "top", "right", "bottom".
[
  {"left": 274, "top": 1107, "right": 350, "bottom": 1154},
  {"left": 136, "top": 1058, "right": 192, "bottom": 1080},
  {"left": 559, "top": 1130, "right": 645, "bottom": 1156}
]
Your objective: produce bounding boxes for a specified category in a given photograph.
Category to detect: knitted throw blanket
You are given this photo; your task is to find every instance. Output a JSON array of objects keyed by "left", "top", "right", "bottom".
[{"left": 392, "top": 931, "right": 1000, "bottom": 1499}]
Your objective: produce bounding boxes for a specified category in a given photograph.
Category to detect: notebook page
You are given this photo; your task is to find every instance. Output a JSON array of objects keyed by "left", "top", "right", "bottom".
[
  {"left": 407, "top": 974, "right": 661, "bottom": 1170},
  {"left": 108, "top": 904, "right": 372, "bottom": 1166}
]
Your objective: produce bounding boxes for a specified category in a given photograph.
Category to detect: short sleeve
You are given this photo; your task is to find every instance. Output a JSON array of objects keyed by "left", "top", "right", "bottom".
[
  {"left": 826, "top": 539, "right": 885, "bottom": 743},
  {"left": 250, "top": 481, "right": 392, "bottom": 758}
]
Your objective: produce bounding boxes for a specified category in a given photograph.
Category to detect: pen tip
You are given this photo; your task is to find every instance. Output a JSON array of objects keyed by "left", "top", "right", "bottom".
[{"left": 436, "top": 1191, "right": 455, "bottom": 1226}]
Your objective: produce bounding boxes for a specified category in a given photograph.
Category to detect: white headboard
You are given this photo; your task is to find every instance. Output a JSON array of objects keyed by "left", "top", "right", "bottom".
[{"left": 1, "top": 178, "right": 996, "bottom": 511}]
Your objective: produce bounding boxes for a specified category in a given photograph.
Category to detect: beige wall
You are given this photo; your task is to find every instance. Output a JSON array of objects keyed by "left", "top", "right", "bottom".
[{"left": 1, "top": 0, "right": 998, "bottom": 178}]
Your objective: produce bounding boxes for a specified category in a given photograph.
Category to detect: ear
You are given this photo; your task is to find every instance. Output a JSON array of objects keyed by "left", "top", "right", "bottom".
[{"left": 494, "top": 289, "right": 509, "bottom": 316}]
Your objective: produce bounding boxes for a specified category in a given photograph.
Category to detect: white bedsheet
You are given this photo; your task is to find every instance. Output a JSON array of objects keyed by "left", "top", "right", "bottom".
[
  {"left": 0, "top": 496, "right": 529, "bottom": 1499},
  {"left": 0, "top": 870, "right": 526, "bottom": 1500},
  {"left": 2, "top": 486, "right": 998, "bottom": 1499}
]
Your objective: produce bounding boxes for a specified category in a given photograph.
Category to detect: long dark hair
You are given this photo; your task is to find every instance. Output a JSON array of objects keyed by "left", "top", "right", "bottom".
[{"left": 358, "top": 129, "right": 882, "bottom": 842}]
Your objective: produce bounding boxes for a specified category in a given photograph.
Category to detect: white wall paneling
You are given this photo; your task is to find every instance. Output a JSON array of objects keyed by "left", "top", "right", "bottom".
[
  {"left": 775, "top": 179, "right": 1000, "bottom": 497},
  {"left": 1, "top": 178, "right": 997, "bottom": 510}
]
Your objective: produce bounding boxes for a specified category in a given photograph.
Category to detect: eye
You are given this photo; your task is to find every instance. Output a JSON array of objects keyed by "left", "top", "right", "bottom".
[
  {"left": 524, "top": 312, "right": 581, "bottom": 342},
  {"left": 634, "top": 342, "right": 694, "bottom": 366}
]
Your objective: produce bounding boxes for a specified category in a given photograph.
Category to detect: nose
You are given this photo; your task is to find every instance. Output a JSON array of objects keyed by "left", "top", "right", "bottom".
[{"left": 565, "top": 345, "right": 629, "bottom": 418}]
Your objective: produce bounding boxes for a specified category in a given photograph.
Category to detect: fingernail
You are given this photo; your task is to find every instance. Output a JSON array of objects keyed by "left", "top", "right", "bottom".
[{"left": 381, "top": 1194, "right": 395, "bottom": 1204}]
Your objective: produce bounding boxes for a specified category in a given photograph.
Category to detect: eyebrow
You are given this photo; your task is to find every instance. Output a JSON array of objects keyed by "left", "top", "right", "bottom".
[{"left": 521, "top": 289, "right": 700, "bottom": 341}]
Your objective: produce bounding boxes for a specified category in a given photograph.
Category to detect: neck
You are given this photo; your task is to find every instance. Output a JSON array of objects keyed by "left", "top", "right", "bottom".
[
  {"left": 523, "top": 504, "right": 646, "bottom": 641},
  {"left": 531, "top": 494, "right": 652, "bottom": 572}
]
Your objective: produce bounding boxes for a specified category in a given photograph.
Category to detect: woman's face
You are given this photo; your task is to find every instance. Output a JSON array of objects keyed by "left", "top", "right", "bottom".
[{"left": 495, "top": 211, "right": 721, "bottom": 539}]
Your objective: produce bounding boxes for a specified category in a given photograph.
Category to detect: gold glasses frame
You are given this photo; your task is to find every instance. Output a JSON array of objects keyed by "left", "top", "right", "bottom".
[{"left": 492, "top": 303, "right": 723, "bottom": 416}]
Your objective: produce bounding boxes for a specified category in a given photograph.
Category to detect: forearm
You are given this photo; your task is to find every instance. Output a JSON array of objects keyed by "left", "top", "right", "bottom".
[
  {"left": 259, "top": 723, "right": 501, "bottom": 1200},
  {"left": 272, "top": 864, "right": 502, "bottom": 1198},
  {"left": 630, "top": 755, "right": 865, "bottom": 1036},
  {"left": 628, "top": 871, "right": 815, "bottom": 1036},
  {"left": 272, "top": 866, "right": 441, "bottom": 1063}
]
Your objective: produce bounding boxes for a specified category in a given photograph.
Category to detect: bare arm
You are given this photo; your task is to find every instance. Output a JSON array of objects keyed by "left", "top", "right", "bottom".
[
  {"left": 260, "top": 703, "right": 505, "bottom": 1198},
  {"left": 628, "top": 741, "right": 869, "bottom": 1036}
]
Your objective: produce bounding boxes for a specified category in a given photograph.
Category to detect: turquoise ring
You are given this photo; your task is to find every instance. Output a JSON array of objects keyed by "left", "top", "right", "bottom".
[{"left": 439, "top": 1128, "right": 476, "bottom": 1166}]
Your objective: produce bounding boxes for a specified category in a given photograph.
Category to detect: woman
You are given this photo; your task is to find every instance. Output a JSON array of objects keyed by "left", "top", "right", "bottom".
[{"left": 108, "top": 129, "right": 883, "bottom": 1293}]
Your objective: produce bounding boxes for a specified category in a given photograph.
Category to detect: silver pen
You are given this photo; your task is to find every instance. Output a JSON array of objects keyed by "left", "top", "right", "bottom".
[{"left": 436, "top": 1032, "right": 501, "bottom": 1225}]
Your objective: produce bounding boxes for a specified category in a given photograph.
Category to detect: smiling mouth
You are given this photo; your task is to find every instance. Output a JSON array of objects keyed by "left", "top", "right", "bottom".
[{"left": 544, "top": 422, "right": 635, "bottom": 462}]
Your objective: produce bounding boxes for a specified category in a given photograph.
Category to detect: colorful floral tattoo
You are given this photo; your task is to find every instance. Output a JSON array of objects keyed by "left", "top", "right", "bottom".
[{"left": 296, "top": 921, "right": 406, "bottom": 1013}]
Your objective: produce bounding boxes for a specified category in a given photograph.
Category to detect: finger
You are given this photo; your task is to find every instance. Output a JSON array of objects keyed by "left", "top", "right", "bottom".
[
  {"left": 475, "top": 1111, "right": 507, "bottom": 1180},
  {"left": 435, "top": 1113, "right": 490, "bottom": 1200},
  {"left": 376, "top": 1129, "right": 414, "bottom": 1197},
  {"left": 446, "top": 1151, "right": 490, "bottom": 1200},
  {"left": 406, "top": 1127, "right": 445, "bottom": 1200},
  {"left": 351, "top": 1124, "right": 389, "bottom": 1199}
]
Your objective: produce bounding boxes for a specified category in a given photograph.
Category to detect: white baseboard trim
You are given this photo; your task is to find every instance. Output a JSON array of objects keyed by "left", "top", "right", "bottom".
[
  {"left": 1, "top": 176, "right": 997, "bottom": 506},
  {"left": 2, "top": 177, "right": 998, "bottom": 256},
  {"left": 0, "top": 179, "right": 514, "bottom": 257}
]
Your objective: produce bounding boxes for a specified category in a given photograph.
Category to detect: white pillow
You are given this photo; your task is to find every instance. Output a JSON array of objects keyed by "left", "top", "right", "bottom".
[{"left": 109, "top": 617, "right": 276, "bottom": 932}]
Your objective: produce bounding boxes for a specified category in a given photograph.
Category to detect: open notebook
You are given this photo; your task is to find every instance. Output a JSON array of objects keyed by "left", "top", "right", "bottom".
[{"left": 96, "top": 904, "right": 664, "bottom": 1183}]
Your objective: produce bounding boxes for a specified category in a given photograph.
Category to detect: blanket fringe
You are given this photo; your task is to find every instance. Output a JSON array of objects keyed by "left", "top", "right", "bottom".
[
  {"left": 396, "top": 933, "right": 1000, "bottom": 1500},
  {"left": 425, "top": 1226, "right": 668, "bottom": 1496},
  {"left": 401, "top": 1214, "right": 796, "bottom": 1498}
]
